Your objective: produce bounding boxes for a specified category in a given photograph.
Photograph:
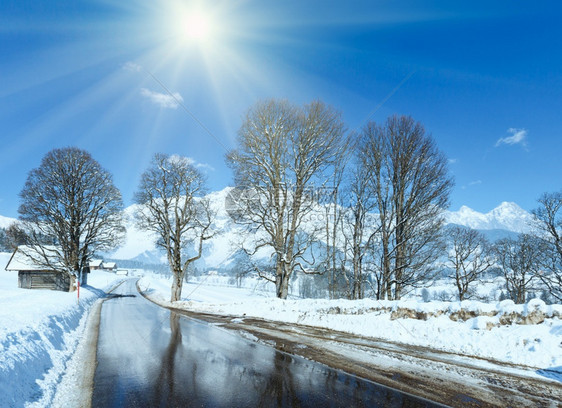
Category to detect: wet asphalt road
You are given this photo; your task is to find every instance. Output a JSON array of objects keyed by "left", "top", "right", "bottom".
[{"left": 92, "top": 279, "right": 442, "bottom": 407}]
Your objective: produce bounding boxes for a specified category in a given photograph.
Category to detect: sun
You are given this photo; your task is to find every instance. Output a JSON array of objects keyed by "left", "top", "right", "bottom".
[
  {"left": 183, "top": 11, "right": 212, "bottom": 42},
  {"left": 172, "top": 6, "right": 217, "bottom": 47}
]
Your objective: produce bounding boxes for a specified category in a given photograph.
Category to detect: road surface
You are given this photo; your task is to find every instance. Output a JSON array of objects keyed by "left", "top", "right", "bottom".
[{"left": 92, "top": 279, "right": 442, "bottom": 407}]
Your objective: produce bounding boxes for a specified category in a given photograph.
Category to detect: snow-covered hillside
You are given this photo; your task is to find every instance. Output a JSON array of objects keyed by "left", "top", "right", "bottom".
[
  {"left": 0, "top": 215, "right": 17, "bottom": 229},
  {"left": 1, "top": 189, "right": 535, "bottom": 267},
  {"left": 0, "top": 254, "right": 125, "bottom": 408},
  {"left": 138, "top": 272, "right": 562, "bottom": 374},
  {"left": 109, "top": 188, "right": 535, "bottom": 266},
  {"left": 110, "top": 188, "right": 250, "bottom": 269},
  {"left": 110, "top": 204, "right": 160, "bottom": 262}
]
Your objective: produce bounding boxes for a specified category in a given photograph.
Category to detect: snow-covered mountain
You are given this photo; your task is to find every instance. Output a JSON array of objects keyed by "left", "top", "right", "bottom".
[
  {"left": 0, "top": 189, "right": 535, "bottom": 266},
  {"left": 0, "top": 215, "right": 17, "bottom": 229},
  {"left": 110, "top": 188, "right": 250, "bottom": 270},
  {"left": 111, "top": 189, "right": 535, "bottom": 265},
  {"left": 445, "top": 202, "right": 534, "bottom": 234}
]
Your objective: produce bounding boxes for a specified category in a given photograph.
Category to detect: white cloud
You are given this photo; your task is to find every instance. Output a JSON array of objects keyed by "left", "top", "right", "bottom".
[
  {"left": 140, "top": 88, "right": 183, "bottom": 109},
  {"left": 495, "top": 128, "right": 527, "bottom": 147},
  {"left": 122, "top": 61, "right": 142, "bottom": 72},
  {"left": 448, "top": 158, "right": 458, "bottom": 164},
  {"left": 194, "top": 162, "right": 215, "bottom": 172},
  {"left": 461, "top": 180, "right": 482, "bottom": 190},
  {"left": 168, "top": 155, "right": 214, "bottom": 172}
]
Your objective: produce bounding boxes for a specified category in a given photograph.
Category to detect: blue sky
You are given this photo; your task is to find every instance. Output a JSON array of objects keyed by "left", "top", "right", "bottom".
[{"left": 1, "top": 0, "right": 561, "bottom": 218}]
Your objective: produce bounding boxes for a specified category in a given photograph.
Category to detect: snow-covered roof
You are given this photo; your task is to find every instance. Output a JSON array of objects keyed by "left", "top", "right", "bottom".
[
  {"left": 103, "top": 262, "right": 116, "bottom": 269},
  {"left": 89, "top": 259, "right": 103, "bottom": 268},
  {"left": 5, "top": 245, "right": 64, "bottom": 272}
]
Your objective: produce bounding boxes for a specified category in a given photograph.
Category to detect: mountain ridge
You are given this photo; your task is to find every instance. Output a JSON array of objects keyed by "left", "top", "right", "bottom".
[
  {"left": 445, "top": 201, "right": 533, "bottom": 234},
  {"left": 1, "top": 188, "right": 535, "bottom": 262}
]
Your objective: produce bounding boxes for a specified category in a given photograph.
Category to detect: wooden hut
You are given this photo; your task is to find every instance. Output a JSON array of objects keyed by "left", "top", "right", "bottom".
[
  {"left": 5, "top": 246, "right": 70, "bottom": 291},
  {"left": 89, "top": 259, "right": 103, "bottom": 270},
  {"left": 102, "top": 261, "right": 117, "bottom": 272}
]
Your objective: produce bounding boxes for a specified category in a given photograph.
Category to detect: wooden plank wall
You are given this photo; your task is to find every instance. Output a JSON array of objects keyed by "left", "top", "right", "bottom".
[{"left": 18, "top": 271, "right": 70, "bottom": 291}]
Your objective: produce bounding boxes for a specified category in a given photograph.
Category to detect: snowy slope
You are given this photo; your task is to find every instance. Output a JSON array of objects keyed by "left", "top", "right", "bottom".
[
  {"left": 110, "top": 204, "right": 159, "bottom": 261},
  {"left": 110, "top": 188, "right": 265, "bottom": 270},
  {"left": 0, "top": 215, "right": 17, "bottom": 229},
  {"left": 111, "top": 189, "right": 535, "bottom": 265},
  {"left": 0, "top": 254, "right": 125, "bottom": 408},
  {"left": 1, "top": 189, "right": 535, "bottom": 266},
  {"left": 139, "top": 272, "right": 562, "bottom": 374}
]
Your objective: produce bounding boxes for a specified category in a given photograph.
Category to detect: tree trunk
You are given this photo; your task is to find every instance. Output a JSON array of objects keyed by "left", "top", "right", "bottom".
[
  {"left": 171, "top": 272, "right": 184, "bottom": 302},
  {"left": 276, "top": 263, "right": 291, "bottom": 299},
  {"left": 68, "top": 274, "right": 76, "bottom": 293}
]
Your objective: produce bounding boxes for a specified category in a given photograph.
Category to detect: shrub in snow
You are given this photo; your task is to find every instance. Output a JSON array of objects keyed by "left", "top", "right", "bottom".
[
  {"left": 497, "top": 299, "right": 516, "bottom": 311},
  {"left": 421, "top": 288, "right": 431, "bottom": 303},
  {"left": 468, "top": 316, "right": 498, "bottom": 330},
  {"left": 525, "top": 298, "right": 547, "bottom": 315}
]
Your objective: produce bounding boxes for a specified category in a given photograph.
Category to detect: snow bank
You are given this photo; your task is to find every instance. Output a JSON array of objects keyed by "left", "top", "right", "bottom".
[
  {"left": 138, "top": 273, "right": 562, "bottom": 373},
  {"left": 0, "top": 256, "right": 124, "bottom": 408}
]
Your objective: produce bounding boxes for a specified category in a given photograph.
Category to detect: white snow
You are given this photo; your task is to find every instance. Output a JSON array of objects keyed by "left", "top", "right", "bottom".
[
  {"left": 110, "top": 205, "right": 159, "bottom": 260},
  {"left": 2, "top": 243, "right": 561, "bottom": 408},
  {"left": 110, "top": 189, "right": 535, "bottom": 272},
  {"left": 0, "top": 214, "right": 18, "bottom": 229},
  {"left": 445, "top": 201, "right": 534, "bottom": 233},
  {"left": 0, "top": 252, "right": 125, "bottom": 408},
  {"left": 139, "top": 272, "right": 562, "bottom": 378}
]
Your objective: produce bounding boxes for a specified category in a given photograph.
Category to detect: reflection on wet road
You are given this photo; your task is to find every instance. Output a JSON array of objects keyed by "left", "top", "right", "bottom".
[{"left": 92, "top": 279, "right": 442, "bottom": 407}]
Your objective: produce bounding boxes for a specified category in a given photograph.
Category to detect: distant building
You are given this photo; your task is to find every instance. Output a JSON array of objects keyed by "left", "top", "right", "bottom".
[
  {"left": 5, "top": 246, "right": 71, "bottom": 291},
  {"left": 102, "top": 261, "right": 117, "bottom": 271},
  {"left": 89, "top": 259, "right": 103, "bottom": 270}
]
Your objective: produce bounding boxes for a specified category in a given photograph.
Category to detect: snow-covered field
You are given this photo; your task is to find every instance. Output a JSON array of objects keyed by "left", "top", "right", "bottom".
[
  {"left": 0, "top": 252, "right": 125, "bottom": 408},
  {"left": 139, "top": 272, "right": 562, "bottom": 380},
  {"left": 2, "top": 252, "right": 561, "bottom": 408}
]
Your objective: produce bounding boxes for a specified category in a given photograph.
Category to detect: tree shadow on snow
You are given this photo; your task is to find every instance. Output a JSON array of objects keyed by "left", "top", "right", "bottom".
[
  {"left": 537, "top": 367, "right": 562, "bottom": 383},
  {"left": 81, "top": 285, "right": 107, "bottom": 297}
]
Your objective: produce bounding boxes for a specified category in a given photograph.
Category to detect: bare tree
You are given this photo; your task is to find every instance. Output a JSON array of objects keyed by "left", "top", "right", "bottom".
[
  {"left": 226, "top": 99, "right": 346, "bottom": 299},
  {"left": 361, "top": 116, "right": 454, "bottom": 300},
  {"left": 493, "top": 234, "right": 543, "bottom": 304},
  {"left": 446, "top": 226, "right": 494, "bottom": 300},
  {"left": 18, "top": 147, "right": 124, "bottom": 291},
  {"left": 134, "top": 154, "right": 214, "bottom": 302},
  {"left": 320, "top": 136, "right": 350, "bottom": 299},
  {"left": 339, "top": 137, "right": 381, "bottom": 300},
  {"left": 532, "top": 191, "right": 562, "bottom": 301},
  {"left": 5, "top": 222, "right": 29, "bottom": 250}
]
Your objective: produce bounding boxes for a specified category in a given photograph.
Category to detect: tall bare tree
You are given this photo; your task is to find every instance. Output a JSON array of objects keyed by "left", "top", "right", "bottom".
[
  {"left": 339, "top": 137, "right": 381, "bottom": 299},
  {"left": 18, "top": 147, "right": 124, "bottom": 291},
  {"left": 446, "top": 226, "right": 494, "bottom": 300},
  {"left": 494, "top": 234, "right": 543, "bottom": 304},
  {"left": 361, "top": 116, "right": 453, "bottom": 300},
  {"left": 532, "top": 191, "right": 562, "bottom": 301},
  {"left": 226, "top": 99, "right": 346, "bottom": 299},
  {"left": 320, "top": 136, "right": 350, "bottom": 299},
  {"left": 134, "top": 154, "right": 214, "bottom": 302}
]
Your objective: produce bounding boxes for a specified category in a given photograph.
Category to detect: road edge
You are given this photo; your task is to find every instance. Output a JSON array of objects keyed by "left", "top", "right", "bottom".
[
  {"left": 135, "top": 282, "right": 562, "bottom": 407},
  {"left": 52, "top": 279, "right": 128, "bottom": 408}
]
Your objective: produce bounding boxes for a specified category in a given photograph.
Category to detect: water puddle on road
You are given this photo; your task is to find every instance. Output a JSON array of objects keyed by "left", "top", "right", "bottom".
[{"left": 92, "top": 286, "right": 443, "bottom": 407}]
